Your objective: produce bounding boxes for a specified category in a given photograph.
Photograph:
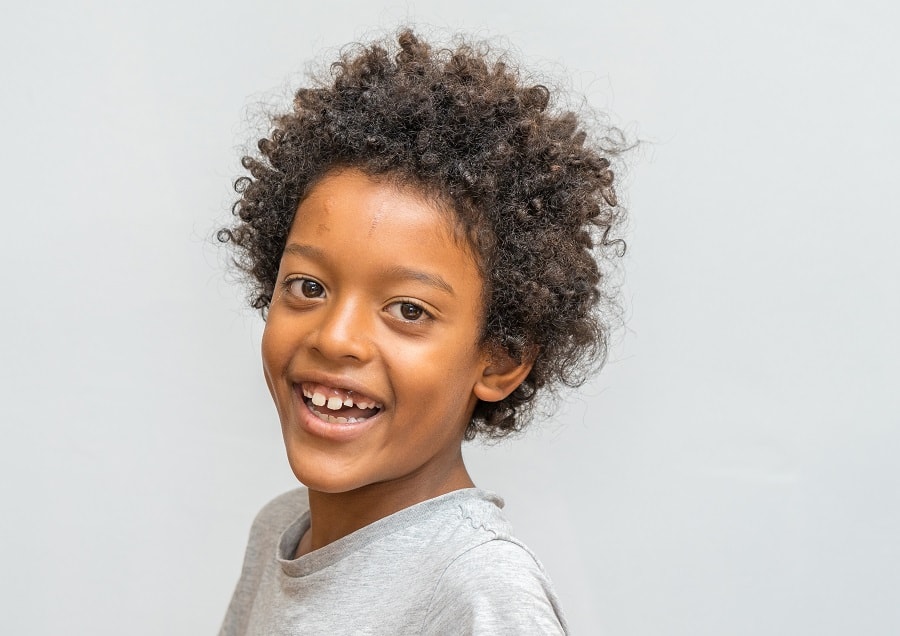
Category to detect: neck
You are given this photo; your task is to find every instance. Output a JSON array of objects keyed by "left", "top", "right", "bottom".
[{"left": 295, "top": 456, "right": 474, "bottom": 558}]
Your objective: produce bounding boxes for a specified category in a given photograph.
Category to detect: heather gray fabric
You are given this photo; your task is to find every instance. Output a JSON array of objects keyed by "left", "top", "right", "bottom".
[{"left": 220, "top": 487, "right": 568, "bottom": 635}]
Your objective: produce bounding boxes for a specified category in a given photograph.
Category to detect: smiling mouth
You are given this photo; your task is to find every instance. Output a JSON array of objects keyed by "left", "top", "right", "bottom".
[{"left": 301, "top": 384, "right": 383, "bottom": 424}]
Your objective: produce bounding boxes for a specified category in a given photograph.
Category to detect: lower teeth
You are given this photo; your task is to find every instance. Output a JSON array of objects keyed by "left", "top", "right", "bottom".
[{"left": 308, "top": 402, "right": 367, "bottom": 424}]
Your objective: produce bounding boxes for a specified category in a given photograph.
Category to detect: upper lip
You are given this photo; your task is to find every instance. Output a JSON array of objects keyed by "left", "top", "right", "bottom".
[{"left": 290, "top": 370, "right": 386, "bottom": 407}]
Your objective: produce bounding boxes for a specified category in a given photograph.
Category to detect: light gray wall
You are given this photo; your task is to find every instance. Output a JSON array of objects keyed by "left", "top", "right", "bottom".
[{"left": 1, "top": 1, "right": 897, "bottom": 634}]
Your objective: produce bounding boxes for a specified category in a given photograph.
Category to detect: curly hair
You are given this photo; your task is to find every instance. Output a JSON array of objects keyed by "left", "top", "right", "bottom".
[{"left": 219, "top": 29, "right": 627, "bottom": 440}]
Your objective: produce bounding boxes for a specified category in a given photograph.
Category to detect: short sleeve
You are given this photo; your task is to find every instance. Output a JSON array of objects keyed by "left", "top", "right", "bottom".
[{"left": 422, "top": 539, "right": 568, "bottom": 635}]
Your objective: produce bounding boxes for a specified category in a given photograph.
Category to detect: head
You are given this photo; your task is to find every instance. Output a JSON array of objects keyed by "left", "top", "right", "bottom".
[{"left": 220, "top": 29, "right": 626, "bottom": 442}]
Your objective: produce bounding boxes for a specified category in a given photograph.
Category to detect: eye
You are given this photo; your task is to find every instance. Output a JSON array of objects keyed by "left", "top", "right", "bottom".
[
  {"left": 286, "top": 277, "right": 325, "bottom": 299},
  {"left": 386, "top": 300, "right": 429, "bottom": 322}
]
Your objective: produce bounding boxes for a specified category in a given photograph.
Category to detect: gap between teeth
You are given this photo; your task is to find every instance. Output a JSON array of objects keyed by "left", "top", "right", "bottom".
[{"left": 302, "top": 388, "right": 381, "bottom": 411}]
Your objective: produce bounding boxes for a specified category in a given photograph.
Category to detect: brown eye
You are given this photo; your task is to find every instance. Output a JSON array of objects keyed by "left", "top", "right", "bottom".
[
  {"left": 399, "top": 302, "right": 423, "bottom": 320},
  {"left": 385, "top": 300, "right": 429, "bottom": 322},
  {"left": 288, "top": 278, "right": 324, "bottom": 298}
]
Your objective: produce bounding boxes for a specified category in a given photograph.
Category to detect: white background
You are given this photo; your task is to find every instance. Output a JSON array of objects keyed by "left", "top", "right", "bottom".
[{"left": 2, "top": 1, "right": 898, "bottom": 634}]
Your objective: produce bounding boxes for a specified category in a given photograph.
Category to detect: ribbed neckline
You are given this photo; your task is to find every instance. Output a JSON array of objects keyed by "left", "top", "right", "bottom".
[{"left": 277, "top": 488, "right": 504, "bottom": 578}]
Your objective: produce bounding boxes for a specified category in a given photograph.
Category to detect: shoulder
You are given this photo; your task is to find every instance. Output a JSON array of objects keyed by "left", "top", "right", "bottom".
[
  {"left": 248, "top": 487, "right": 309, "bottom": 537},
  {"left": 219, "top": 488, "right": 309, "bottom": 635},
  {"left": 423, "top": 538, "right": 568, "bottom": 635}
]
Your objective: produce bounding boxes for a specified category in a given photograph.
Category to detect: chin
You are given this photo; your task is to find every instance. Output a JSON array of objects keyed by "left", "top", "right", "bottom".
[{"left": 283, "top": 443, "right": 375, "bottom": 494}]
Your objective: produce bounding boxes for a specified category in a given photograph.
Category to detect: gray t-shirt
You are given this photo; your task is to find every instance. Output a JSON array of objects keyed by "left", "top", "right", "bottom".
[{"left": 219, "top": 487, "right": 568, "bottom": 635}]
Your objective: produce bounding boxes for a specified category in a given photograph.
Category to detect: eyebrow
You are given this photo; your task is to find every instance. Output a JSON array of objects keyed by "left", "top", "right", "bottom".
[
  {"left": 282, "top": 243, "right": 455, "bottom": 296},
  {"left": 383, "top": 265, "right": 455, "bottom": 296},
  {"left": 283, "top": 243, "right": 326, "bottom": 260}
]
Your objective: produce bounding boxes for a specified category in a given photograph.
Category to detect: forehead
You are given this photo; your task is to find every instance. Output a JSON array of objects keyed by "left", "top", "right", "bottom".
[
  {"left": 302, "top": 169, "right": 440, "bottom": 225},
  {"left": 285, "top": 168, "right": 482, "bottom": 287}
]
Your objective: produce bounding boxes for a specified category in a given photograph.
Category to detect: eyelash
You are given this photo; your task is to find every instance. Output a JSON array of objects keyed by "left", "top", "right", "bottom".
[
  {"left": 385, "top": 298, "right": 432, "bottom": 323},
  {"left": 283, "top": 276, "right": 325, "bottom": 299},
  {"left": 281, "top": 277, "right": 433, "bottom": 323}
]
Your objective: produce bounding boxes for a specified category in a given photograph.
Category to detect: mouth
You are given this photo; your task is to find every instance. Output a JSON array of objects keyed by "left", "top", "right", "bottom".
[{"left": 299, "top": 382, "right": 383, "bottom": 425}]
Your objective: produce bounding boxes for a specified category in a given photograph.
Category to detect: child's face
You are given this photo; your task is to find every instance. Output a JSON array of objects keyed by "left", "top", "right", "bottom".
[{"left": 262, "top": 168, "right": 491, "bottom": 495}]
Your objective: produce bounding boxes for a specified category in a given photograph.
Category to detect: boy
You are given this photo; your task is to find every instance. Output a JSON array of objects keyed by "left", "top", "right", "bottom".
[{"left": 218, "top": 29, "right": 624, "bottom": 635}]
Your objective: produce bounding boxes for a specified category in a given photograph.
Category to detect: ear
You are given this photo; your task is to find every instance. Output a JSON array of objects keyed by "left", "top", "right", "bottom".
[{"left": 473, "top": 346, "right": 535, "bottom": 403}]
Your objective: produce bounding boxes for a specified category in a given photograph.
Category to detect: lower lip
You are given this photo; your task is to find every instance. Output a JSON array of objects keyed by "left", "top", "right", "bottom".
[{"left": 294, "top": 387, "right": 382, "bottom": 442}]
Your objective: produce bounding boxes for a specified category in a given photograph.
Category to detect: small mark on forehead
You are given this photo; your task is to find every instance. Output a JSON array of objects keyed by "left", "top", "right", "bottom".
[{"left": 367, "top": 209, "right": 384, "bottom": 238}]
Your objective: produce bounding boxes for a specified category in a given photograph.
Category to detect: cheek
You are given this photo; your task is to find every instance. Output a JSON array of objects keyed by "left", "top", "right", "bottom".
[
  {"left": 403, "top": 343, "right": 483, "bottom": 404},
  {"left": 261, "top": 317, "right": 296, "bottom": 390}
]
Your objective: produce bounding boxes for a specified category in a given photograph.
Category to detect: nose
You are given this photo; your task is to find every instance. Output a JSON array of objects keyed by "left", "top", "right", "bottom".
[{"left": 307, "top": 295, "right": 374, "bottom": 363}]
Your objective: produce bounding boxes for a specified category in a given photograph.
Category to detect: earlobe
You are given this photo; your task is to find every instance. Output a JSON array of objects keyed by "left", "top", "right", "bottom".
[{"left": 473, "top": 347, "right": 534, "bottom": 403}]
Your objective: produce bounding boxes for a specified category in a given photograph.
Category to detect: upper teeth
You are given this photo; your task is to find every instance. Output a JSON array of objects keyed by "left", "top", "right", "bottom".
[{"left": 303, "top": 388, "right": 381, "bottom": 411}]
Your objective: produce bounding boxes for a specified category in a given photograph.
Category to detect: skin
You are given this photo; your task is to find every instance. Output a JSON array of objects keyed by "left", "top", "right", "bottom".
[{"left": 261, "top": 168, "right": 531, "bottom": 557}]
